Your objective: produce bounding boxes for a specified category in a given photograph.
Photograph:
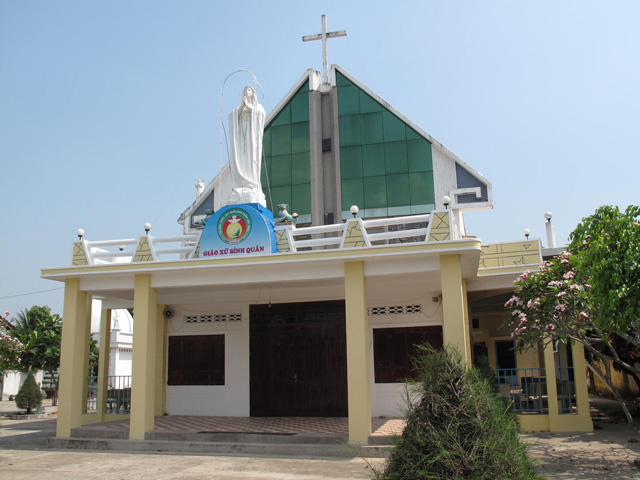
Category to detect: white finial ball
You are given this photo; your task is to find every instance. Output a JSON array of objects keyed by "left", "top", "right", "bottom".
[
  {"left": 350, "top": 205, "right": 359, "bottom": 215},
  {"left": 77, "top": 228, "right": 84, "bottom": 238},
  {"left": 144, "top": 222, "right": 152, "bottom": 232},
  {"left": 523, "top": 228, "right": 531, "bottom": 237},
  {"left": 544, "top": 212, "right": 553, "bottom": 221},
  {"left": 442, "top": 195, "right": 451, "bottom": 206}
]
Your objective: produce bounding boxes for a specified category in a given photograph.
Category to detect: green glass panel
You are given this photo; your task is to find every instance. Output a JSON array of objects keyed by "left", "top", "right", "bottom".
[
  {"left": 340, "top": 146, "right": 363, "bottom": 179},
  {"left": 407, "top": 139, "right": 432, "bottom": 173},
  {"left": 362, "top": 144, "right": 386, "bottom": 177},
  {"left": 338, "top": 115, "right": 361, "bottom": 147},
  {"left": 272, "top": 103, "right": 291, "bottom": 126},
  {"left": 270, "top": 186, "right": 292, "bottom": 211},
  {"left": 385, "top": 141, "right": 408, "bottom": 174},
  {"left": 410, "top": 171, "right": 435, "bottom": 206},
  {"left": 341, "top": 178, "right": 364, "bottom": 211},
  {"left": 292, "top": 183, "right": 311, "bottom": 215},
  {"left": 291, "top": 152, "right": 311, "bottom": 185},
  {"left": 364, "top": 176, "right": 387, "bottom": 209},
  {"left": 271, "top": 124, "right": 291, "bottom": 156},
  {"left": 388, "top": 206, "right": 412, "bottom": 216},
  {"left": 360, "top": 112, "right": 384, "bottom": 145},
  {"left": 291, "top": 88, "right": 309, "bottom": 123},
  {"left": 382, "top": 111, "right": 406, "bottom": 142},
  {"left": 336, "top": 71, "right": 351, "bottom": 87},
  {"left": 262, "top": 128, "right": 272, "bottom": 158},
  {"left": 359, "top": 90, "right": 382, "bottom": 114},
  {"left": 406, "top": 127, "right": 423, "bottom": 141},
  {"left": 338, "top": 85, "right": 360, "bottom": 116},
  {"left": 386, "top": 174, "right": 411, "bottom": 207},
  {"left": 270, "top": 154, "right": 292, "bottom": 188},
  {"left": 291, "top": 122, "right": 309, "bottom": 154}
]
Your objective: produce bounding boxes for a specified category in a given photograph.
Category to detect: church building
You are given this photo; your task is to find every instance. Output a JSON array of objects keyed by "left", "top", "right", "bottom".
[{"left": 42, "top": 25, "right": 593, "bottom": 445}]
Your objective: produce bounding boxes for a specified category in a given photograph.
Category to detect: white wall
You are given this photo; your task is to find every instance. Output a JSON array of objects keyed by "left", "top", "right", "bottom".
[
  {"left": 368, "top": 291, "right": 444, "bottom": 417},
  {"left": 1, "top": 370, "right": 44, "bottom": 398},
  {"left": 165, "top": 302, "right": 249, "bottom": 416},
  {"left": 163, "top": 280, "right": 443, "bottom": 419}
]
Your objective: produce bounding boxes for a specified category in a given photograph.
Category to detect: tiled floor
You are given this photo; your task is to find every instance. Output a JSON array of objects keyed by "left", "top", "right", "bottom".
[{"left": 83, "top": 415, "right": 405, "bottom": 437}]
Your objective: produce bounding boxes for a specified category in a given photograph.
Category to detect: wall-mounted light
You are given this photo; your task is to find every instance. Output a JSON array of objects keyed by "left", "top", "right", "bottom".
[
  {"left": 77, "top": 229, "right": 84, "bottom": 241},
  {"left": 350, "top": 205, "right": 359, "bottom": 218},
  {"left": 144, "top": 223, "right": 152, "bottom": 235},
  {"left": 442, "top": 195, "right": 451, "bottom": 209}
]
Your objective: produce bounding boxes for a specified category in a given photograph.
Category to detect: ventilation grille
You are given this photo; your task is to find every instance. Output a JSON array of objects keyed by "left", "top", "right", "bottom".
[
  {"left": 183, "top": 313, "right": 242, "bottom": 324},
  {"left": 368, "top": 304, "right": 423, "bottom": 316}
]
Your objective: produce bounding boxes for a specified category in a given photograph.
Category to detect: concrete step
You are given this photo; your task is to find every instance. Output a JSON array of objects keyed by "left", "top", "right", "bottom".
[
  {"left": 70, "top": 427, "right": 128, "bottom": 439},
  {"left": 146, "top": 431, "right": 348, "bottom": 445},
  {"left": 48, "top": 436, "right": 392, "bottom": 458}
]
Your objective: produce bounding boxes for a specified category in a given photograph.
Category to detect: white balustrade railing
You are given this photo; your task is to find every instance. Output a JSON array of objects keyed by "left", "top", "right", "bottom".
[
  {"left": 76, "top": 213, "right": 440, "bottom": 265},
  {"left": 82, "top": 234, "right": 200, "bottom": 265},
  {"left": 283, "top": 213, "right": 432, "bottom": 253}
]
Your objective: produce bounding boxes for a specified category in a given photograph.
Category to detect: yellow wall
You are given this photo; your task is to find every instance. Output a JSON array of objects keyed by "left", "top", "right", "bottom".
[{"left": 590, "top": 361, "right": 640, "bottom": 397}]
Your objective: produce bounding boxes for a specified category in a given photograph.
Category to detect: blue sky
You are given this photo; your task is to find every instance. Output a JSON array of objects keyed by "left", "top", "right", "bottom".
[{"left": 1, "top": 1, "right": 638, "bottom": 317}]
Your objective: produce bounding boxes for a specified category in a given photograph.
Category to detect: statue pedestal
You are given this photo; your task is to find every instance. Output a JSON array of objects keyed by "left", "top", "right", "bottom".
[{"left": 198, "top": 204, "right": 276, "bottom": 258}]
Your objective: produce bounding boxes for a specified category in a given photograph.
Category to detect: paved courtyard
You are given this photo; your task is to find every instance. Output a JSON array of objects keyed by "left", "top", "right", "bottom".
[{"left": 1, "top": 398, "right": 640, "bottom": 479}]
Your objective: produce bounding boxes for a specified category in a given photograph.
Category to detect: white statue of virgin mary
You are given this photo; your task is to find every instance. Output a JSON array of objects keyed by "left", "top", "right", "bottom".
[{"left": 228, "top": 85, "right": 266, "bottom": 206}]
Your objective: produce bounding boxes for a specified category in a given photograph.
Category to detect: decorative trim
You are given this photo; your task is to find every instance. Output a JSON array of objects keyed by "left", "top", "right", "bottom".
[
  {"left": 274, "top": 228, "right": 291, "bottom": 253},
  {"left": 479, "top": 240, "right": 542, "bottom": 269},
  {"left": 342, "top": 219, "right": 368, "bottom": 248},
  {"left": 72, "top": 241, "right": 88, "bottom": 266},
  {"left": 427, "top": 211, "right": 451, "bottom": 242},
  {"left": 133, "top": 236, "right": 153, "bottom": 262}
]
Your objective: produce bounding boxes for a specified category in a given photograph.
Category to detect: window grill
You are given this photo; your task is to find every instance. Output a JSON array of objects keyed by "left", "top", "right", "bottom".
[
  {"left": 367, "top": 304, "right": 423, "bottom": 316},
  {"left": 183, "top": 313, "right": 243, "bottom": 324}
]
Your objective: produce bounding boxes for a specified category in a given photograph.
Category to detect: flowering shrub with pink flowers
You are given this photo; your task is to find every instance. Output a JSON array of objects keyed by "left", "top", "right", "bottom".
[
  {"left": 506, "top": 252, "right": 591, "bottom": 348},
  {"left": 0, "top": 311, "right": 24, "bottom": 375},
  {"left": 505, "top": 205, "right": 640, "bottom": 427}
]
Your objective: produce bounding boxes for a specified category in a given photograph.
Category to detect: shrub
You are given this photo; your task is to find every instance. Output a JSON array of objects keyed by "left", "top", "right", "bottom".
[
  {"left": 373, "top": 345, "right": 540, "bottom": 480},
  {"left": 15, "top": 372, "right": 43, "bottom": 414}
]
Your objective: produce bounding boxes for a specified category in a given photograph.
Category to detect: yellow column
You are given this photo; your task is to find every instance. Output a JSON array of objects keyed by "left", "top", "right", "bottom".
[
  {"left": 129, "top": 274, "right": 158, "bottom": 440},
  {"left": 56, "top": 278, "right": 91, "bottom": 437},
  {"left": 97, "top": 309, "right": 111, "bottom": 420},
  {"left": 344, "top": 261, "right": 372, "bottom": 444},
  {"left": 440, "top": 255, "right": 471, "bottom": 364},
  {"left": 567, "top": 342, "right": 593, "bottom": 431},
  {"left": 154, "top": 305, "right": 166, "bottom": 416},
  {"left": 543, "top": 341, "right": 560, "bottom": 428}
]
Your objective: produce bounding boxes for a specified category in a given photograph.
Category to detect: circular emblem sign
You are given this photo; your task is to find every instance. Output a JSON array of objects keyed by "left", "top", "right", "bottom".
[{"left": 217, "top": 208, "right": 252, "bottom": 245}]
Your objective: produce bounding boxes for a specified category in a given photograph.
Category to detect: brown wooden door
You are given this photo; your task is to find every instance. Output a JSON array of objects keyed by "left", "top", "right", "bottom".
[{"left": 250, "top": 301, "right": 348, "bottom": 417}]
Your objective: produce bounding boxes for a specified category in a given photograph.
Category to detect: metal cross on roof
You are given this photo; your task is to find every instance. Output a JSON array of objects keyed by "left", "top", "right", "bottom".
[{"left": 302, "top": 15, "right": 347, "bottom": 85}]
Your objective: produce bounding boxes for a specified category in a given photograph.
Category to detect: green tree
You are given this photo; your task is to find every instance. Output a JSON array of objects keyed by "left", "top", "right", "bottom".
[
  {"left": 10, "top": 306, "right": 62, "bottom": 405},
  {"left": 15, "top": 371, "right": 43, "bottom": 414},
  {"left": 0, "top": 311, "right": 24, "bottom": 376},
  {"left": 505, "top": 205, "right": 640, "bottom": 427}
]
